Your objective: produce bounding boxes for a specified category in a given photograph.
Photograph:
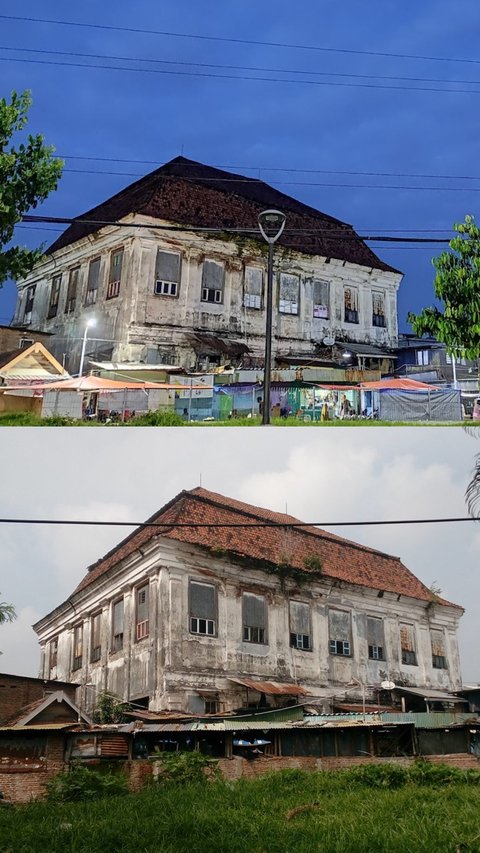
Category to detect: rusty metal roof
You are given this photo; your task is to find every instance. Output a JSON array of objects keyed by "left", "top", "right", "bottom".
[{"left": 228, "top": 677, "right": 309, "bottom": 697}]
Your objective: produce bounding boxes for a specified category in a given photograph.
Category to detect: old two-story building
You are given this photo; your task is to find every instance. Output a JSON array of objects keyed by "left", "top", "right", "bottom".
[
  {"left": 13, "top": 157, "right": 402, "bottom": 375},
  {"left": 33, "top": 488, "right": 463, "bottom": 715}
]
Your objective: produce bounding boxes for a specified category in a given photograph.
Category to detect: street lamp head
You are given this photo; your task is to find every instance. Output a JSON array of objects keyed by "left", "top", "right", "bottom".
[
  {"left": 258, "top": 209, "right": 286, "bottom": 245},
  {"left": 86, "top": 318, "right": 97, "bottom": 329}
]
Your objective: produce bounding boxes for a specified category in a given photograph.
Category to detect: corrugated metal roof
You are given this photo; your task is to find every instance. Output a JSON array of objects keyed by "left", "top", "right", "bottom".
[
  {"left": 0, "top": 723, "right": 78, "bottom": 732},
  {"left": 228, "top": 677, "right": 309, "bottom": 696}
]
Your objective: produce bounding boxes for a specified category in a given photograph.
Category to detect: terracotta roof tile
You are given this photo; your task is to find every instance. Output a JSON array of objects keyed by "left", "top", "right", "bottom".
[
  {"left": 72, "top": 488, "right": 458, "bottom": 608},
  {"left": 46, "top": 156, "right": 399, "bottom": 274}
]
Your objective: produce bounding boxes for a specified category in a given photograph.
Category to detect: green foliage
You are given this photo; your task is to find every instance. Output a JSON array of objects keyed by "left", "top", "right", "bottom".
[
  {"left": 303, "top": 555, "right": 323, "bottom": 574},
  {"left": 408, "top": 215, "right": 480, "bottom": 360},
  {"left": 0, "top": 90, "right": 63, "bottom": 285},
  {"left": 408, "top": 759, "right": 480, "bottom": 786},
  {"left": 153, "top": 749, "right": 222, "bottom": 785},
  {"left": 91, "top": 691, "right": 131, "bottom": 724},
  {"left": 0, "top": 595, "right": 15, "bottom": 625},
  {"left": 345, "top": 763, "right": 409, "bottom": 789},
  {"left": 128, "top": 409, "right": 185, "bottom": 426},
  {"left": 45, "top": 764, "right": 129, "bottom": 803}
]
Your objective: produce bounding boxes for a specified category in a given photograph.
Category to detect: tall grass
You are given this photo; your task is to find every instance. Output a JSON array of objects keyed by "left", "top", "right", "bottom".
[{"left": 1, "top": 768, "right": 480, "bottom": 852}]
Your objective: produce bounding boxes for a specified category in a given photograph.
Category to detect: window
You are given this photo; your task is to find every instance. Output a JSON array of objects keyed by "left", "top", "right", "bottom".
[
  {"left": 107, "top": 249, "right": 123, "bottom": 299},
  {"left": 242, "top": 593, "right": 267, "bottom": 644},
  {"left": 23, "top": 285, "right": 36, "bottom": 323},
  {"left": 90, "top": 612, "right": 102, "bottom": 662},
  {"left": 372, "top": 291, "right": 386, "bottom": 327},
  {"left": 73, "top": 624, "right": 83, "bottom": 670},
  {"left": 201, "top": 260, "right": 224, "bottom": 304},
  {"left": 154, "top": 250, "right": 181, "bottom": 297},
  {"left": 289, "top": 601, "right": 311, "bottom": 650},
  {"left": 312, "top": 280, "right": 329, "bottom": 319},
  {"left": 48, "top": 275, "right": 62, "bottom": 318},
  {"left": 344, "top": 287, "right": 359, "bottom": 324},
  {"left": 112, "top": 598, "right": 124, "bottom": 652},
  {"left": 416, "top": 350, "right": 429, "bottom": 366},
  {"left": 244, "top": 266, "right": 263, "bottom": 309},
  {"left": 136, "top": 585, "right": 149, "bottom": 640},
  {"left": 205, "top": 699, "right": 219, "bottom": 714},
  {"left": 367, "top": 616, "right": 385, "bottom": 661},
  {"left": 49, "top": 637, "right": 58, "bottom": 671},
  {"left": 279, "top": 273, "right": 299, "bottom": 315},
  {"left": 328, "top": 609, "right": 352, "bottom": 656},
  {"left": 400, "top": 623, "right": 417, "bottom": 666},
  {"left": 431, "top": 629, "right": 448, "bottom": 669},
  {"left": 85, "top": 258, "right": 101, "bottom": 306},
  {"left": 189, "top": 581, "right": 216, "bottom": 636},
  {"left": 65, "top": 268, "right": 80, "bottom": 314}
]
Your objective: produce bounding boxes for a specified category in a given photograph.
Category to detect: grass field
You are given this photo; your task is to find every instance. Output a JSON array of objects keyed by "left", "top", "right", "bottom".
[
  {"left": 0, "top": 411, "right": 465, "bottom": 427},
  {"left": 2, "top": 768, "right": 480, "bottom": 852}
]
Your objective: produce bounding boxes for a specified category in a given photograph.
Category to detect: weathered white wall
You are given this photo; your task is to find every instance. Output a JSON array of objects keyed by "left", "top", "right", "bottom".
[
  {"left": 35, "top": 537, "right": 463, "bottom": 714},
  {"left": 14, "top": 216, "right": 402, "bottom": 373}
]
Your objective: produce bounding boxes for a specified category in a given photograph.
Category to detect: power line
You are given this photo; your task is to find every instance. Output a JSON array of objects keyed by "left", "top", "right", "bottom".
[
  {"left": 56, "top": 154, "right": 480, "bottom": 182},
  {"left": 20, "top": 214, "right": 454, "bottom": 243},
  {"left": 4, "top": 44, "right": 480, "bottom": 89},
  {"left": 0, "top": 516, "right": 476, "bottom": 529},
  {"left": 2, "top": 55, "right": 480, "bottom": 95},
  {"left": 60, "top": 166, "right": 480, "bottom": 191},
  {"left": 1, "top": 14, "right": 479, "bottom": 67}
]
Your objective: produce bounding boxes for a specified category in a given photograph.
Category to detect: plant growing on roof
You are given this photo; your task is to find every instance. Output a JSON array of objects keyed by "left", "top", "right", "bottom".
[
  {"left": 0, "top": 90, "right": 63, "bottom": 286},
  {"left": 91, "top": 691, "right": 131, "bottom": 724}
]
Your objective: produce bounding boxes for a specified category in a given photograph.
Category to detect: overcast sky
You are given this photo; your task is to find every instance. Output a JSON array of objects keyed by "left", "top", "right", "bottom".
[
  {"left": 0, "top": 427, "right": 479, "bottom": 683},
  {"left": 1, "top": 1, "right": 480, "bottom": 326}
]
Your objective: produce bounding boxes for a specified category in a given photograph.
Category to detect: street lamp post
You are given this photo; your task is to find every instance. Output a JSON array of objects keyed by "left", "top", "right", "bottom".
[
  {"left": 258, "top": 209, "right": 286, "bottom": 425},
  {"left": 78, "top": 318, "right": 96, "bottom": 378}
]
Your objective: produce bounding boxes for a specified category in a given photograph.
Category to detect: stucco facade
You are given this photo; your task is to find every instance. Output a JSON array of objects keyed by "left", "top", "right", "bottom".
[
  {"left": 33, "top": 489, "right": 462, "bottom": 715},
  {"left": 13, "top": 158, "right": 402, "bottom": 374}
]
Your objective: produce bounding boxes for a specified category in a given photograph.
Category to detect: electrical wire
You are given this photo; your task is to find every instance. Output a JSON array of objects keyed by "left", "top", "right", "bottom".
[
  {"left": 2, "top": 55, "right": 480, "bottom": 95},
  {"left": 1, "top": 14, "right": 479, "bottom": 67},
  {"left": 3, "top": 44, "right": 480, "bottom": 89},
  {"left": 0, "top": 516, "right": 476, "bottom": 528}
]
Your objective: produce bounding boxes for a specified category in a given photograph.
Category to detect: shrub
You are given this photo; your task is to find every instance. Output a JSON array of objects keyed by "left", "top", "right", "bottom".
[
  {"left": 153, "top": 750, "right": 221, "bottom": 785},
  {"left": 128, "top": 410, "right": 185, "bottom": 426},
  {"left": 45, "top": 764, "right": 129, "bottom": 802},
  {"left": 347, "top": 763, "right": 408, "bottom": 789},
  {"left": 409, "top": 760, "right": 476, "bottom": 786}
]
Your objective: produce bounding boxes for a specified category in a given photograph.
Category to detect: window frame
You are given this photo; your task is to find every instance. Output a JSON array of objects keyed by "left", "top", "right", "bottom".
[
  {"left": 49, "top": 636, "right": 58, "bottom": 671},
  {"left": 279, "top": 272, "right": 300, "bottom": 315},
  {"left": 23, "top": 285, "right": 36, "bottom": 323},
  {"left": 85, "top": 257, "right": 101, "bottom": 306},
  {"left": 328, "top": 609, "right": 352, "bottom": 657},
  {"left": 189, "top": 580, "right": 217, "bottom": 637},
  {"left": 344, "top": 286, "right": 359, "bottom": 324},
  {"left": 65, "top": 267, "right": 80, "bottom": 315},
  {"left": 111, "top": 598, "right": 124, "bottom": 653},
  {"left": 48, "top": 274, "right": 62, "bottom": 319},
  {"left": 372, "top": 290, "right": 386, "bottom": 328},
  {"left": 312, "top": 279, "right": 330, "bottom": 320},
  {"left": 106, "top": 248, "right": 124, "bottom": 300},
  {"left": 135, "top": 584, "right": 149, "bottom": 641},
  {"left": 366, "top": 616, "right": 386, "bottom": 662},
  {"left": 90, "top": 611, "right": 102, "bottom": 663},
  {"left": 154, "top": 250, "right": 181, "bottom": 298},
  {"left": 243, "top": 265, "right": 263, "bottom": 310},
  {"left": 399, "top": 623, "right": 418, "bottom": 666},
  {"left": 72, "top": 623, "right": 83, "bottom": 671},
  {"left": 289, "top": 600, "right": 312, "bottom": 651},
  {"left": 242, "top": 592, "right": 267, "bottom": 645},
  {"left": 201, "top": 260, "right": 225, "bottom": 305}
]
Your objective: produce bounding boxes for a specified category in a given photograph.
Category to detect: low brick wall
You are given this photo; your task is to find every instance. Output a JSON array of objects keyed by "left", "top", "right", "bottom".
[{"left": 0, "top": 735, "right": 66, "bottom": 803}]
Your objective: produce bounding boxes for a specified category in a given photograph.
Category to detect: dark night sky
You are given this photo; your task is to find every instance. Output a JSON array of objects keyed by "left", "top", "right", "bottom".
[{"left": 1, "top": 0, "right": 480, "bottom": 328}]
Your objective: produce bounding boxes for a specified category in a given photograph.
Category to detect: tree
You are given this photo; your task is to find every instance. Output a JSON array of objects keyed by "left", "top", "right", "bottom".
[
  {"left": 0, "top": 90, "right": 63, "bottom": 286},
  {"left": 0, "top": 595, "right": 16, "bottom": 656},
  {"left": 407, "top": 215, "right": 480, "bottom": 361}
]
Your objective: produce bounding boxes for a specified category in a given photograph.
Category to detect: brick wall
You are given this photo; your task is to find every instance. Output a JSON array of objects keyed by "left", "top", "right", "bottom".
[
  {"left": 0, "top": 675, "right": 77, "bottom": 724},
  {"left": 0, "top": 734, "right": 66, "bottom": 803},
  {"left": 0, "top": 327, "right": 52, "bottom": 353}
]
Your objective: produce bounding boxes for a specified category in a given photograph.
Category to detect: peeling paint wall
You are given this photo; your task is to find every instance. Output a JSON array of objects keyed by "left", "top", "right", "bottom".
[
  {"left": 34, "top": 537, "right": 463, "bottom": 714},
  {"left": 14, "top": 217, "right": 402, "bottom": 373}
]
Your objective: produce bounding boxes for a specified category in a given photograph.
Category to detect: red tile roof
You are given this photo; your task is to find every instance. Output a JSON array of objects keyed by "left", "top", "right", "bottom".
[
  {"left": 46, "top": 156, "right": 399, "bottom": 274},
  {"left": 72, "top": 488, "right": 458, "bottom": 608}
]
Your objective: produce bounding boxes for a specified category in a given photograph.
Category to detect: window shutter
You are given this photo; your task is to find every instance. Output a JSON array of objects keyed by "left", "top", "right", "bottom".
[
  {"left": 290, "top": 601, "right": 310, "bottom": 634},
  {"left": 243, "top": 593, "right": 266, "bottom": 628},
  {"left": 156, "top": 251, "right": 181, "bottom": 283},
  {"left": 190, "top": 582, "right": 216, "bottom": 620}
]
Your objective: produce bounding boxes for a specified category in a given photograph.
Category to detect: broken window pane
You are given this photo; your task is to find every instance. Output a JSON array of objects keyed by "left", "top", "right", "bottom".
[
  {"left": 136, "top": 585, "right": 149, "bottom": 640},
  {"left": 65, "top": 268, "right": 80, "bottom": 314},
  {"left": 400, "top": 623, "right": 417, "bottom": 665},
  {"left": 372, "top": 291, "right": 386, "bottom": 327},
  {"left": 243, "top": 593, "right": 267, "bottom": 643},
  {"left": 112, "top": 598, "right": 124, "bottom": 651},
  {"left": 367, "top": 616, "right": 385, "bottom": 661},
  {"left": 328, "top": 609, "right": 351, "bottom": 656},
  {"left": 431, "top": 628, "right": 447, "bottom": 669},
  {"left": 155, "top": 251, "right": 181, "bottom": 297},
  {"left": 86, "top": 258, "right": 101, "bottom": 306},
  {"left": 244, "top": 266, "right": 263, "bottom": 309},
  {"left": 107, "top": 249, "right": 123, "bottom": 299},
  {"left": 48, "top": 275, "right": 62, "bottom": 319},
  {"left": 312, "top": 280, "right": 329, "bottom": 319},
  {"left": 190, "top": 581, "right": 216, "bottom": 635},
  {"left": 344, "top": 287, "right": 359, "bottom": 324},
  {"left": 279, "top": 273, "right": 299, "bottom": 315},
  {"left": 201, "top": 260, "right": 224, "bottom": 304},
  {"left": 91, "top": 612, "right": 102, "bottom": 662},
  {"left": 289, "top": 601, "right": 311, "bottom": 649}
]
